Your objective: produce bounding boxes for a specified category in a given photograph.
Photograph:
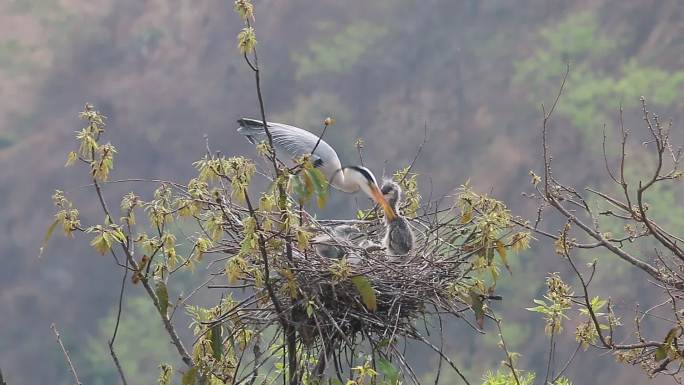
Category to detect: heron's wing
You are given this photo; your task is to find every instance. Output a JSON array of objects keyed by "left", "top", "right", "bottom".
[{"left": 237, "top": 118, "right": 342, "bottom": 178}]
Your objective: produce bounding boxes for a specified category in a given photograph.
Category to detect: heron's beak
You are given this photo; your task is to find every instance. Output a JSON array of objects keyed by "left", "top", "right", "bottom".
[{"left": 370, "top": 185, "right": 396, "bottom": 221}]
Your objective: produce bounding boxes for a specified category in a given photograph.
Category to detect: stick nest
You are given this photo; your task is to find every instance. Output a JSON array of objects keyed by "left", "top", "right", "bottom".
[{"left": 284, "top": 235, "right": 469, "bottom": 347}]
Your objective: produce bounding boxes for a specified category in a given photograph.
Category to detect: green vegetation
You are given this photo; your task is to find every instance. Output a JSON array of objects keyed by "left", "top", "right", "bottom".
[
  {"left": 292, "top": 22, "right": 387, "bottom": 79},
  {"left": 46, "top": 99, "right": 530, "bottom": 384},
  {"left": 481, "top": 370, "right": 536, "bottom": 385},
  {"left": 81, "top": 297, "right": 177, "bottom": 385},
  {"left": 4, "top": 1, "right": 684, "bottom": 385},
  {"left": 515, "top": 12, "right": 684, "bottom": 137}
]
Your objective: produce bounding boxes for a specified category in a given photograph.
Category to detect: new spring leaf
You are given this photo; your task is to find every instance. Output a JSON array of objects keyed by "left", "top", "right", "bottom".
[
  {"left": 351, "top": 275, "right": 377, "bottom": 312},
  {"left": 155, "top": 280, "right": 169, "bottom": 316}
]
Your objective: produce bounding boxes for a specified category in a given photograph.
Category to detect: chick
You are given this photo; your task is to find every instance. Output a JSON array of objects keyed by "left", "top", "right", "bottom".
[
  {"left": 313, "top": 224, "right": 360, "bottom": 259},
  {"left": 381, "top": 181, "right": 414, "bottom": 256}
]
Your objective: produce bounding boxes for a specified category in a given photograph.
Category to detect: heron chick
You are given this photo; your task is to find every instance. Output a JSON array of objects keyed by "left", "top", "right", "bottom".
[
  {"left": 313, "top": 224, "right": 361, "bottom": 260},
  {"left": 381, "top": 181, "right": 414, "bottom": 256}
]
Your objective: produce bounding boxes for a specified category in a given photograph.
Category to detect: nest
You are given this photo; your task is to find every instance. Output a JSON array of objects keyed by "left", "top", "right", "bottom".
[
  {"left": 55, "top": 105, "right": 526, "bottom": 384},
  {"left": 195, "top": 171, "right": 522, "bottom": 379},
  {"left": 231, "top": 208, "right": 485, "bottom": 369},
  {"left": 286, "top": 243, "right": 467, "bottom": 346}
]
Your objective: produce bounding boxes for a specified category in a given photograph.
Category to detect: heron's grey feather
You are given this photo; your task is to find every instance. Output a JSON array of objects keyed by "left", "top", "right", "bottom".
[
  {"left": 313, "top": 224, "right": 363, "bottom": 260},
  {"left": 237, "top": 118, "right": 342, "bottom": 179},
  {"left": 384, "top": 217, "right": 414, "bottom": 256},
  {"left": 380, "top": 180, "right": 415, "bottom": 256}
]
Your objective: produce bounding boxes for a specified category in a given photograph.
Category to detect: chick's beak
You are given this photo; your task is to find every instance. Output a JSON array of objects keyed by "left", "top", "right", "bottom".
[{"left": 370, "top": 185, "right": 396, "bottom": 221}]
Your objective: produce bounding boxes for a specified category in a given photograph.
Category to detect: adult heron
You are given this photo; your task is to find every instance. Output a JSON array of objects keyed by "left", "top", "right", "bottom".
[{"left": 237, "top": 118, "right": 395, "bottom": 220}]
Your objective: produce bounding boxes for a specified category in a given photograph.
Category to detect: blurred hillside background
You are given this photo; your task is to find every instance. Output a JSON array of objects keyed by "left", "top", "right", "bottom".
[{"left": 1, "top": 0, "right": 684, "bottom": 384}]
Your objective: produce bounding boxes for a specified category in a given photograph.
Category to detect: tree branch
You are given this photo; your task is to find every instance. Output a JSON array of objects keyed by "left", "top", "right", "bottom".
[
  {"left": 92, "top": 177, "right": 193, "bottom": 367},
  {"left": 108, "top": 250, "right": 129, "bottom": 385},
  {"left": 51, "top": 323, "right": 82, "bottom": 385}
]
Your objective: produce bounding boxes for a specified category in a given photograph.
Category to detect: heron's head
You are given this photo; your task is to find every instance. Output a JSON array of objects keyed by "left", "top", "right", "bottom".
[
  {"left": 342, "top": 166, "right": 396, "bottom": 221},
  {"left": 380, "top": 180, "right": 401, "bottom": 209}
]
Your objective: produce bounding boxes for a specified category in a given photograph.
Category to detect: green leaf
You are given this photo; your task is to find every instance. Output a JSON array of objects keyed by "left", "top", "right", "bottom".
[
  {"left": 376, "top": 338, "right": 392, "bottom": 349},
  {"left": 376, "top": 358, "right": 400, "bottom": 385},
  {"left": 308, "top": 168, "right": 328, "bottom": 208},
  {"left": 484, "top": 242, "right": 495, "bottom": 263},
  {"left": 182, "top": 367, "right": 197, "bottom": 385},
  {"left": 460, "top": 202, "right": 473, "bottom": 224},
  {"left": 290, "top": 174, "right": 307, "bottom": 200},
  {"left": 155, "top": 280, "right": 169, "bottom": 316},
  {"left": 495, "top": 240, "right": 511, "bottom": 274},
  {"left": 461, "top": 211, "right": 472, "bottom": 224},
  {"left": 110, "top": 228, "right": 127, "bottom": 243},
  {"left": 470, "top": 291, "right": 485, "bottom": 328},
  {"left": 237, "top": 27, "right": 257, "bottom": 54},
  {"left": 351, "top": 275, "right": 377, "bottom": 312},
  {"left": 296, "top": 229, "right": 311, "bottom": 250},
  {"left": 157, "top": 363, "right": 173, "bottom": 385},
  {"left": 655, "top": 327, "right": 680, "bottom": 361},
  {"left": 302, "top": 171, "right": 314, "bottom": 197},
  {"left": 65, "top": 151, "right": 78, "bottom": 167},
  {"left": 210, "top": 324, "right": 223, "bottom": 360},
  {"left": 664, "top": 327, "right": 679, "bottom": 345},
  {"left": 233, "top": 0, "right": 254, "bottom": 21},
  {"left": 39, "top": 219, "right": 60, "bottom": 258},
  {"left": 90, "top": 233, "right": 112, "bottom": 255},
  {"left": 589, "top": 296, "right": 607, "bottom": 312}
]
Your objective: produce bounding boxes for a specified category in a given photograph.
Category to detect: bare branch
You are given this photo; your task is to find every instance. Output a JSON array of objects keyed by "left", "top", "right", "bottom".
[{"left": 51, "top": 323, "right": 82, "bottom": 385}]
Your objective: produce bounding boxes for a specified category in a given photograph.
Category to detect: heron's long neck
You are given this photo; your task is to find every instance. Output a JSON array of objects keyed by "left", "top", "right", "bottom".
[
  {"left": 388, "top": 196, "right": 400, "bottom": 210},
  {"left": 384, "top": 197, "right": 401, "bottom": 225},
  {"left": 332, "top": 169, "right": 360, "bottom": 193}
]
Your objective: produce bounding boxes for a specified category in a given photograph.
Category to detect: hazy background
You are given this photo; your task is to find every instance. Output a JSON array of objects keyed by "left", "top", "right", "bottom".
[{"left": 1, "top": 0, "right": 683, "bottom": 384}]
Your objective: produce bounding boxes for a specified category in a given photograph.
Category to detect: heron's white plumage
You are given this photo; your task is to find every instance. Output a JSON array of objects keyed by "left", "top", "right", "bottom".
[
  {"left": 237, "top": 119, "right": 372, "bottom": 193},
  {"left": 237, "top": 119, "right": 396, "bottom": 220}
]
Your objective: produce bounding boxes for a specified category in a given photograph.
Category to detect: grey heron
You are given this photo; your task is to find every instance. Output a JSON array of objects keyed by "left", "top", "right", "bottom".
[
  {"left": 312, "top": 225, "right": 362, "bottom": 264},
  {"left": 312, "top": 224, "right": 360, "bottom": 259},
  {"left": 236, "top": 118, "right": 395, "bottom": 220},
  {"left": 380, "top": 180, "right": 414, "bottom": 256}
]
